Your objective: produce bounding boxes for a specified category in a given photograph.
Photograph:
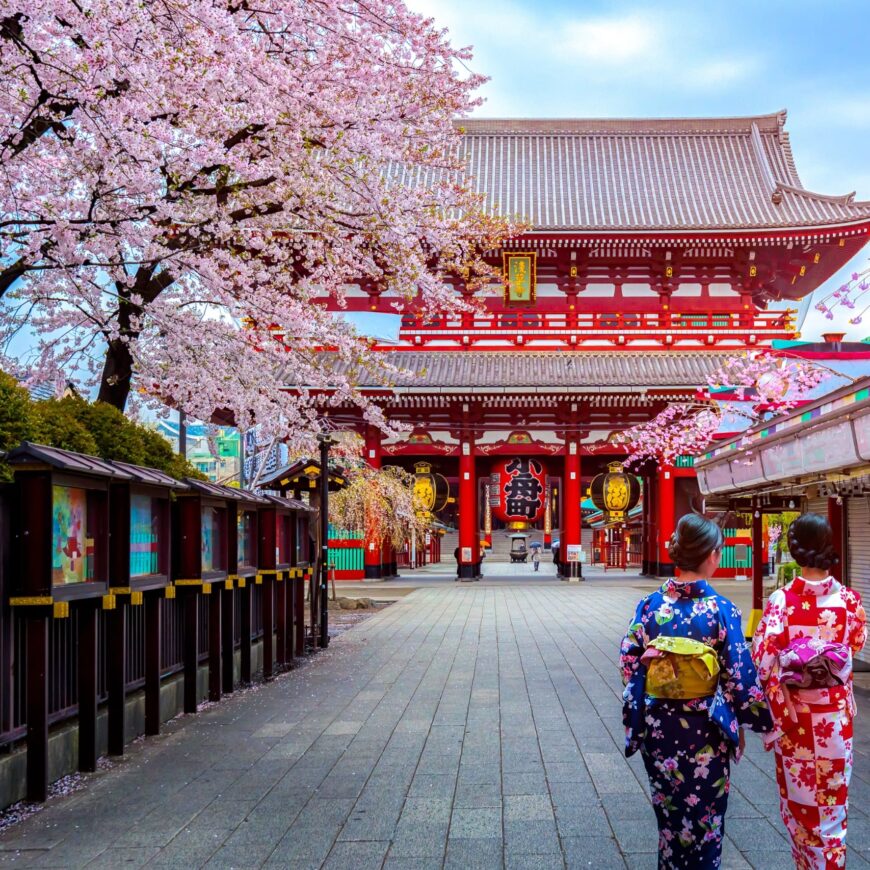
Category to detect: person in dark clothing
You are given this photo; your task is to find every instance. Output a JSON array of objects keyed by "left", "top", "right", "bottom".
[{"left": 454, "top": 546, "right": 460, "bottom": 581}]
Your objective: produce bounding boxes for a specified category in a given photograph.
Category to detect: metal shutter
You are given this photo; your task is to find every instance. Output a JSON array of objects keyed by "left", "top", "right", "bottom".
[
  {"left": 847, "top": 497, "right": 870, "bottom": 664},
  {"left": 807, "top": 495, "right": 828, "bottom": 517}
]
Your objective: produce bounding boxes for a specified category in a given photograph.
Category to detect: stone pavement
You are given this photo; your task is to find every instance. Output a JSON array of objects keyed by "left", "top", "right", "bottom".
[{"left": 2, "top": 585, "right": 870, "bottom": 869}]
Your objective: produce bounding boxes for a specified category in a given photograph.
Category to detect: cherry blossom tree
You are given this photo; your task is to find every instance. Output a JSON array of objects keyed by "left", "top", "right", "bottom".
[
  {"left": 1, "top": 0, "right": 513, "bottom": 450},
  {"left": 614, "top": 403, "right": 723, "bottom": 468},
  {"left": 328, "top": 463, "right": 429, "bottom": 551},
  {"left": 614, "top": 350, "right": 833, "bottom": 468}
]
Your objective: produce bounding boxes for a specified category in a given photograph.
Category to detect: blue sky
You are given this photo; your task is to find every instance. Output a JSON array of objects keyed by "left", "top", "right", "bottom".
[{"left": 404, "top": 0, "right": 870, "bottom": 342}]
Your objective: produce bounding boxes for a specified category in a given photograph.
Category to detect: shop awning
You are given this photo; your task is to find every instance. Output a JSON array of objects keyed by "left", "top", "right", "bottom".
[{"left": 695, "top": 377, "right": 870, "bottom": 499}]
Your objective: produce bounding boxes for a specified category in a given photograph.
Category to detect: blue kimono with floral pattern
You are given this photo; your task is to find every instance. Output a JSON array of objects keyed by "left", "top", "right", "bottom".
[{"left": 620, "top": 579, "right": 772, "bottom": 869}]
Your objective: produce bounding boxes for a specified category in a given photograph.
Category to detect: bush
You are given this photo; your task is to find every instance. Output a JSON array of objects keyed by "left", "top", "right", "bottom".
[
  {"left": 779, "top": 561, "right": 799, "bottom": 586},
  {"left": 0, "top": 371, "right": 204, "bottom": 481},
  {"left": 31, "top": 400, "right": 99, "bottom": 456},
  {"left": 61, "top": 399, "right": 149, "bottom": 465},
  {"left": 0, "top": 371, "right": 34, "bottom": 450},
  {"left": 0, "top": 371, "right": 37, "bottom": 481}
]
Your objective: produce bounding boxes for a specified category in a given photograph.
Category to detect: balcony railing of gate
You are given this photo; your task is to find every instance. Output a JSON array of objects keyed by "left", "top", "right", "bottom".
[{"left": 399, "top": 309, "right": 797, "bottom": 347}]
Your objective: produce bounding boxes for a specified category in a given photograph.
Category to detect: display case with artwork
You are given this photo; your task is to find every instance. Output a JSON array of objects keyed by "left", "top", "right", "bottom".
[
  {"left": 5, "top": 443, "right": 124, "bottom": 602},
  {"left": 258, "top": 495, "right": 308, "bottom": 572},
  {"left": 229, "top": 490, "right": 268, "bottom": 580},
  {"left": 108, "top": 461, "right": 187, "bottom": 592},
  {"left": 296, "top": 513, "right": 311, "bottom": 566},
  {"left": 174, "top": 479, "right": 245, "bottom": 583}
]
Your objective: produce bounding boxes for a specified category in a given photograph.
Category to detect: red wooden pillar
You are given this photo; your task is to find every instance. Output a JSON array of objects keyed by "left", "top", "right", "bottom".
[
  {"left": 828, "top": 497, "right": 844, "bottom": 582},
  {"left": 562, "top": 440, "right": 582, "bottom": 580},
  {"left": 749, "top": 508, "right": 764, "bottom": 639},
  {"left": 644, "top": 474, "right": 657, "bottom": 575},
  {"left": 656, "top": 463, "right": 676, "bottom": 576},
  {"left": 458, "top": 437, "right": 479, "bottom": 580},
  {"left": 364, "top": 427, "right": 382, "bottom": 580},
  {"left": 640, "top": 476, "right": 651, "bottom": 576}
]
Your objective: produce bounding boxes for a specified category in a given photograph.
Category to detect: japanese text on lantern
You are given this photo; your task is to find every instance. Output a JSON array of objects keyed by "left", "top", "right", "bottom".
[
  {"left": 504, "top": 458, "right": 544, "bottom": 518},
  {"left": 489, "top": 458, "right": 546, "bottom": 528}
]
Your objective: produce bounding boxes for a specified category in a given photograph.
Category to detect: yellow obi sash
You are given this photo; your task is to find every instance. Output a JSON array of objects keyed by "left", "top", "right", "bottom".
[{"left": 644, "top": 636, "right": 720, "bottom": 699}]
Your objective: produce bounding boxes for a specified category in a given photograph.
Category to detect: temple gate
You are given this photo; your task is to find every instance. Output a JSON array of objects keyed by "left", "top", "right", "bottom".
[{"left": 312, "top": 112, "right": 870, "bottom": 580}]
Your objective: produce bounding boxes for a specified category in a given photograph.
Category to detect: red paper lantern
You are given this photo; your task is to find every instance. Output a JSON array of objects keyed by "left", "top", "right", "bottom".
[{"left": 489, "top": 458, "right": 546, "bottom": 529}]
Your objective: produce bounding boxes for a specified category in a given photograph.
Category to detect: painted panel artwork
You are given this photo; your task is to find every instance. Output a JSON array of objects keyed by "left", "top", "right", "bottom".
[
  {"left": 201, "top": 506, "right": 224, "bottom": 572},
  {"left": 130, "top": 494, "right": 160, "bottom": 576},
  {"left": 238, "top": 512, "right": 253, "bottom": 566},
  {"left": 52, "top": 485, "right": 92, "bottom": 585}
]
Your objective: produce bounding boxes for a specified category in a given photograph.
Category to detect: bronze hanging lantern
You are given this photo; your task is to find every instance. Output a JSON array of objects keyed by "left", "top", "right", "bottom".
[{"left": 589, "top": 462, "right": 641, "bottom": 524}]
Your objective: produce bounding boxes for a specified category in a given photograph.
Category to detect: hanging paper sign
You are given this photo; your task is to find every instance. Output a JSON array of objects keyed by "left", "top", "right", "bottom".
[
  {"left": 491, "top": 457, "right": 546, "bottom": 529},
  {"left": 503, "top": 252, "right": 536, "bottom": 305}
]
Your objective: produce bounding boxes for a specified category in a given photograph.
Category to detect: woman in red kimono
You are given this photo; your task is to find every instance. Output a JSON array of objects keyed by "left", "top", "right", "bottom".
[{"left": 752, "top": 513, "right": 866, "bottom": 869}]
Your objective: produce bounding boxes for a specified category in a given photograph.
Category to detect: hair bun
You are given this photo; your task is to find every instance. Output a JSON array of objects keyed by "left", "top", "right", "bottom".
[
  {"left": 668, "top": 514, "right": 723, "bottom": 572},
  {"left": 787, "top": 514, "right": 839, "bottom": 573}
]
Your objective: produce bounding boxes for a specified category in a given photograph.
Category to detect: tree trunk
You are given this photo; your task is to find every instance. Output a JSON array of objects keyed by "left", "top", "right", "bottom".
[{"left": 97, "top": 338, "right": 134, "bottom": 411}]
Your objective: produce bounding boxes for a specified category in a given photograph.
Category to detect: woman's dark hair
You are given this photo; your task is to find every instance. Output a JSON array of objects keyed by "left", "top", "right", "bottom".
[
  {"left": 787, "top": 513, "right": 839, "bottom": 572},
  {"left": 667, "top": 513, "right": 723, "bottom": 572}
]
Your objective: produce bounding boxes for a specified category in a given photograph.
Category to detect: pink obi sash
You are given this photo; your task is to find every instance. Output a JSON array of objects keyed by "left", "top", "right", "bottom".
[{"left": 778, "top": 638, "right": 851, "bottom": 722}]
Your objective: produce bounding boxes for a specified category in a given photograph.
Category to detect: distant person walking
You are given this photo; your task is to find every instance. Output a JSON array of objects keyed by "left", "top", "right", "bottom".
[
  {"left": 532, "top": 548, "right": 541, "bottom": 572},
  {"left": 753, "top": 513, "right": 867, "bottom": 869}
]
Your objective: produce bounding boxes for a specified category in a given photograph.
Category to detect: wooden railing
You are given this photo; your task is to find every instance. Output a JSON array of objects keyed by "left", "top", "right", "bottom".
[{"left": 398, "top": 309, "right": 797, "bottom": 348}]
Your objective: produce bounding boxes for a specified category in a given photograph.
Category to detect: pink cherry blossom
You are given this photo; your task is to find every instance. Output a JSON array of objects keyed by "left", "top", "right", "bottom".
[{"left": 1, "top": 0, "right": 515, "bottom": 453}]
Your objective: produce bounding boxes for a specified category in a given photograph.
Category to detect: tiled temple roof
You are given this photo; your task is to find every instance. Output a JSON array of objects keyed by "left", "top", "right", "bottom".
[
  {"left": 390, "top": 111, "right": 870, "bottom": 231},
  {"left": 326, "top": 351, "right": 731, "bottom": 389}
]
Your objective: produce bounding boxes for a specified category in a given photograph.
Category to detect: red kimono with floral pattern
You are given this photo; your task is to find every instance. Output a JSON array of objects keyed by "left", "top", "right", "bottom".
[{"left": 752, "top": 576, "right": 866, "bottom": 870}]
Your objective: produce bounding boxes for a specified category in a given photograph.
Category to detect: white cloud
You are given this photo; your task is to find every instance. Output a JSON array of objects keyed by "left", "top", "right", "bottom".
[
  {"left": 405, "top": 0, "right": 762, "bottom": 107},
  {"left": 559, "top": 13, "right": 659, "bottom": 64},
  {"left": 689, "top": 57, "right": 762, "bottom": 88}
]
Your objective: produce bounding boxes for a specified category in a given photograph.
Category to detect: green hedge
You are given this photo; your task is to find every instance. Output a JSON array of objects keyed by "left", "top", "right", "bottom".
[{"left": 0, "top": 371, "right": 203, "bottom": 482}]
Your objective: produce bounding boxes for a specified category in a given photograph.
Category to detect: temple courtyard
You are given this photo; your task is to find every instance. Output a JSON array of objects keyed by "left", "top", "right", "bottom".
[{"left": 1, "top": 580, "right": 869, "bottom": 869}]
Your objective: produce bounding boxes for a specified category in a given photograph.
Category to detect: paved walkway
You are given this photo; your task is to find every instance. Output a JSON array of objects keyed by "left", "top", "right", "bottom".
[{"left": 2, "top": 585, "right": 870, "bottom": 869}]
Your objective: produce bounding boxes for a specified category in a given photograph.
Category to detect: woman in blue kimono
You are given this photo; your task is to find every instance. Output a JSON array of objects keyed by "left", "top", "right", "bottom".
[{"left": 620, "top": 514, "right": 773, "bottom": 869}]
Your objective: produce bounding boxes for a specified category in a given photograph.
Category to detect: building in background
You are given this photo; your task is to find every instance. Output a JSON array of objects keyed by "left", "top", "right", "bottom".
[{"left": 155, "top": 420, "right": 241, "bottom": 483}]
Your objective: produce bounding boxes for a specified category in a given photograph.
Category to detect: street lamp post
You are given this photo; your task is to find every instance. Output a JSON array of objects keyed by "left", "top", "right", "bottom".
[{"left": 318, "top": 433, "right": 332, "bottom": 648}]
